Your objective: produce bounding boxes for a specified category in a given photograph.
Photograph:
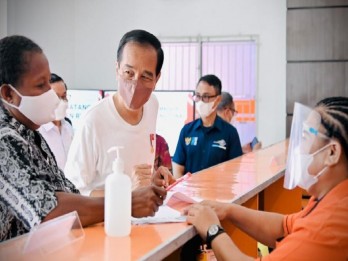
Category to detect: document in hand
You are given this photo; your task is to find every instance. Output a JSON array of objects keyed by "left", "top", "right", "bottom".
[{"left": 131, "top": 191, "right": 201, "bottom": 225}]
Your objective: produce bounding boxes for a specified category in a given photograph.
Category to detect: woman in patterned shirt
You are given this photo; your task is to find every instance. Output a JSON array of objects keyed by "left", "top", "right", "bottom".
[{"left": 0, "top": 35, "right": 172, "bottom": 242}]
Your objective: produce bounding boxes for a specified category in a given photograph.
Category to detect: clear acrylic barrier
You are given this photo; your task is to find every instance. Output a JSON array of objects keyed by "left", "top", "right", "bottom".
[{"left": 0, "top": 211, "right": 84, "bottom": 261}]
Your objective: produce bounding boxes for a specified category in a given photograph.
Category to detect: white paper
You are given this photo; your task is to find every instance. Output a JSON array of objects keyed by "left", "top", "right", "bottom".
[{"left": 131, "top": 191, "right": 200, "bottom": 225}]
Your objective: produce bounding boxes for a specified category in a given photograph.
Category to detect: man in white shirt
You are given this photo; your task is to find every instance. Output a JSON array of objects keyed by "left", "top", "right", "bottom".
[
  {"left": 39, "top": 73, "right": 73, "bottom": 170},
  {"left": 65, "top": 30, "right": 173, "bottom": 197}
]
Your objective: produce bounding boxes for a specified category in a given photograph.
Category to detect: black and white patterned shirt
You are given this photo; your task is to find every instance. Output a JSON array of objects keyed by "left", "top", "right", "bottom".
[{"left": 0, "top": 105, "right": 79, "bottom": 242}]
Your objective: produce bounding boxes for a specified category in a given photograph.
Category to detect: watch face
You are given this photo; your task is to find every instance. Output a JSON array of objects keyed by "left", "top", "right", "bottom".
[{"left": 208, "top": 224, "right": 219, "bottom": 236}]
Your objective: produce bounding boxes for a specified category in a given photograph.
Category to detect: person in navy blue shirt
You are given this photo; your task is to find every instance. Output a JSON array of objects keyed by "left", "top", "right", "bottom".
[
  {"left": 172, "top": 75, "right": 243, "bottom": 178},
  {"left": 217, "top": 91, "right": 262, "bottom": 154}
]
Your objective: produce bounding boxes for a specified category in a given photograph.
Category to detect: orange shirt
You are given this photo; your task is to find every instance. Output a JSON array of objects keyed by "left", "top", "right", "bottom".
[{"left": 261, "top": 179, "right": 348, "bottom": 261}]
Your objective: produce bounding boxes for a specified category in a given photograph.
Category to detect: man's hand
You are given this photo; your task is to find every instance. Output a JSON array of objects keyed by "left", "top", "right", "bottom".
[
  {"left": 152, "top": 166, "right": 176, "bottom": 188},
  {"left": 253, "top": 142, "right": 262, "bottom": 151},
  {"left": 131, "top": 185, "right": 167, "bottom": 217},
  {"left": 131, "top": 164, "right": 152, "bottom": 189}
]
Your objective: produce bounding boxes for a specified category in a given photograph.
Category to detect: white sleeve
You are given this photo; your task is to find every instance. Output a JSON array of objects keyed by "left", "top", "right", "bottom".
[{"left": 64, "top": 118, "right": 97, "bottom": 196}]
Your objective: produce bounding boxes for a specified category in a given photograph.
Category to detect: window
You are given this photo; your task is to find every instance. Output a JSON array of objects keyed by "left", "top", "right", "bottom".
[{"left": 158, "top": 37, "right": 258, "bottom": 145}]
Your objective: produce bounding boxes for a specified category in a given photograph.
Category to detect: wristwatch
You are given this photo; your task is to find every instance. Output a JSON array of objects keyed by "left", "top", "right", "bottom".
[{"left": 206, "top": 224, "right": 225, "bottom": 249}]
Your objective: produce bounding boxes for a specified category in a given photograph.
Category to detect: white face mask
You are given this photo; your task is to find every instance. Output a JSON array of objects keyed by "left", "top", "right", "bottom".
[
  {"left": 293, "top": 143, "right": 331, "bottom": 190},
  {"left": 1, "top": 85, "right": 60, "bottom": 126},
  {"left": 196, "top": 101, "right": 214, "bottom": 118},
  {"left": 55, "top": 100, "right": 68, "bottom": 121}
]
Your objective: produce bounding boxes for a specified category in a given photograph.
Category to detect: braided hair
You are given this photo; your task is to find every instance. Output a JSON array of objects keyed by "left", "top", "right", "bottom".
[
  {"left": 0, "top": 35, "right": 42, "bottom": 86},
  {"left": 315, "top": 96, "right": 348, "bottom": 159}
]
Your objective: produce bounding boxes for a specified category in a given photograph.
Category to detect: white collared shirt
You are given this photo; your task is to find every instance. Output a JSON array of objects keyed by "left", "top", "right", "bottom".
[{"left": 38, "top": 119, "right": 74, "bottom": 170}]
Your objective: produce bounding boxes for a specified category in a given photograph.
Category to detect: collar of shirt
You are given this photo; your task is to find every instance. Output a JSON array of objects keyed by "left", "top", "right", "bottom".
[
  {"left": 193, "top": 115, "right": 225, "bottom": 132},
  {"left": 41, "top": 119, "right": 71, "bottom": 133},
  {"left": 40, "top": 121, "right": 56, "bottom": 132}
]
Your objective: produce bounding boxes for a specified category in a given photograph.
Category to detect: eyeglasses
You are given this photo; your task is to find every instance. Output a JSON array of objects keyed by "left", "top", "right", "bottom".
[
  {"left": 302, "top": 122, "right": 328, "bottom": 139},
  {"left": 230, "top": 108, "right": 238, "bottom": 116},
  {"left": 193, "top": 94, "right": 218, "bottom": 103}
]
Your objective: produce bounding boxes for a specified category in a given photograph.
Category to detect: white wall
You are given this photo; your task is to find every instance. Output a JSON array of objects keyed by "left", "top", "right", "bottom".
[
  {"left": 0, "top": 0, "right": 7, "bottom": 38},
  {"left": 6, "top": 0, "right": 286, "bottom": 146}
]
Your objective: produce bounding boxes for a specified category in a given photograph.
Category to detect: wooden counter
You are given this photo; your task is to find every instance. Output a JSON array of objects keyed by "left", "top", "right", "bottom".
[{"left": 0, "top": 139, "right": 302, "bottom": 260}]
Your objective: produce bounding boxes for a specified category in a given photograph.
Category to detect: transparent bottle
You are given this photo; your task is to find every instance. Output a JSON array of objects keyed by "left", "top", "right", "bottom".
[{"left": 104, "top": 146, "right": 131, "bottom": 237}]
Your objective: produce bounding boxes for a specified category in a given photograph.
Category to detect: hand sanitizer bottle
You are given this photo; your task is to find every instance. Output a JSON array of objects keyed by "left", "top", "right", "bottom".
[{"left": 104, "top": 146, "right": 131, "bottom": 237}]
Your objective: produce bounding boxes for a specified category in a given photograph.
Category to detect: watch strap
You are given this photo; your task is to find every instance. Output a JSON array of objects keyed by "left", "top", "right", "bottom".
[{"left": 206, "top": 225, "right": 225, "bottom": 249}]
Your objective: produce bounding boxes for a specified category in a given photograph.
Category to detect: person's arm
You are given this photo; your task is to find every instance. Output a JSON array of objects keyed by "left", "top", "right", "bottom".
[
  {"left": 186, "top": 204, "right": 253, "bottom": 261},
  {"left": 210, "top": 233, "right": 254, "bottom": 261},
  {"left": 187, "top": 202, "right": 284, "bottom": 260},
  {"left": 198, "top": 201, "right": 284, "bottom": 247},
  {"left": 45, "top": 183, "right": 169, "bottom": 224},
  {"left": 43, "top": 192, "right": 104, "bottom": 226},
  {"left": 172, "top": 162, "right": 185, "bottom": 179}
]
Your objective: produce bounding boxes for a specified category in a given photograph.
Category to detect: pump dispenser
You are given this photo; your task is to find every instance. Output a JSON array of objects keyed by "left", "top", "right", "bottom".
[{"left": 104, "top": 146, "right": 131, "bottom": 237}]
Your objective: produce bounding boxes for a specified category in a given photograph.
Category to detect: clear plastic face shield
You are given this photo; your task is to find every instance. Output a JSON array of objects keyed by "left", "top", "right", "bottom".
[{"left": 284, "top": 102, "right": 330, "bottom": 190}]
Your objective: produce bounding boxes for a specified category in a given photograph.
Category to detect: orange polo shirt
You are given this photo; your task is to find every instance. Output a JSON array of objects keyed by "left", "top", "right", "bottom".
[{"left": 259, "top": 179, "right": 348, "bottom": 261}]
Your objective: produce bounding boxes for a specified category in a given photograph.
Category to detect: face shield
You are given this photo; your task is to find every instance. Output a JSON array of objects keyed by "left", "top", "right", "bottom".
[{"left": 284, "top": 102, "right": 329, "bottom": 189}]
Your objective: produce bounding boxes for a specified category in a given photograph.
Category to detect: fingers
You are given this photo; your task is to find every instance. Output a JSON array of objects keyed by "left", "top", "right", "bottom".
[
  {"left": 134, "top": 164, "right": 152, "bottom": 170},
  {"left": 182, "top": 202, "right": 201, "bottom": 215},
  {"left": 152, "top": 184, "right": 167, "bottom": 200},
  {"left": 153, "top": 166, "right": 172, "bottom": 187},
  {"left": 185, "top": 204, "right": 221, "bottom": 239},
  {"left": 133, "top": 164, "right": 152, "bottom": 177},
  {"left": 132, "top": 164, "right": 152, "bottom": 188},
  {"left": 131, "top": 185, "right": 167, "bottom": 218},
  {"left": 200, "top": 200, "right": 216, "bottom": 207},
  {"left": 253, "top": 142, "right": 262, "bottom": 150}
]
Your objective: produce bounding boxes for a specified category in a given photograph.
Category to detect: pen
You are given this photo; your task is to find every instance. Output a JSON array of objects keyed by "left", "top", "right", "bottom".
[{"left": 166, "top": 172, "right": 192, "bottom": 191}]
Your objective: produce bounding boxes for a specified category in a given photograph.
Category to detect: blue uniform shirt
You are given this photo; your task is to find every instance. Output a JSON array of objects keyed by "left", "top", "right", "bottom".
[{"left": 173, "top": 116, "right": 243, "bottom": 174}]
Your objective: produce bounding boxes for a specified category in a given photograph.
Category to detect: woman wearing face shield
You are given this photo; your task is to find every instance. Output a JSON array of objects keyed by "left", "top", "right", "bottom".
[
  {"left": 185, "top": 97, "right": 348, "bottom": 260},
  {"left": 0, "top": 35, "right": 170, "bottom": 243}
]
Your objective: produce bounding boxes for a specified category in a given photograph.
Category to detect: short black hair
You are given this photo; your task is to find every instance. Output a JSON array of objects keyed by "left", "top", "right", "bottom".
[
  {"left": 0, "top": 35, "right": 42, "bottom": 86},
  {"left": 217, "top": 91, "right": 233, "bottom": 111},
  {"left": 50, "top": 73, "right": 67, "bottom": 90},
  {"left": 197, "top": 74, "right": 222, "bottom": 95},
  {"left": 116, "top": 29, "right": 164, "bottom": 76}
]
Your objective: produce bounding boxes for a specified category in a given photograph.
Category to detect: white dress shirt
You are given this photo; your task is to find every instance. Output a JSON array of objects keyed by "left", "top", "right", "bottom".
[{"left": 39, "top": 119, "right": 74, "bottom": 170}]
